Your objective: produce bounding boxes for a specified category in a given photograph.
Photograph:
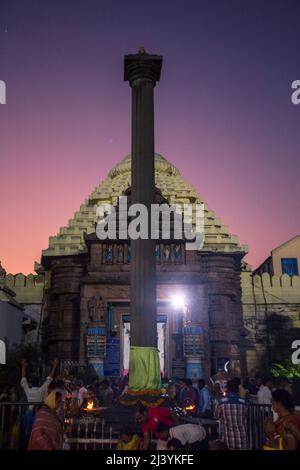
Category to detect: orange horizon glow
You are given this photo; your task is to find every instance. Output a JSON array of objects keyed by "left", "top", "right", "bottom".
[{"left": 1, "top": 2, "right": 299, "bottom": 275}]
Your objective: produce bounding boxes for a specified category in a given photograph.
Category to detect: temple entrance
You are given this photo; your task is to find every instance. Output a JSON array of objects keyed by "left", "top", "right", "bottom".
[{"left": 121, "top": 315, "right": 166, "bottom": 376}]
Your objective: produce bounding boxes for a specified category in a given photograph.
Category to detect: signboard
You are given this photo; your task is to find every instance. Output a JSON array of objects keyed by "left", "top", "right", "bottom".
[
  {"left": 86, "top": 327, "right": 106, "bottom": 358},
  {"left": 183, "top": 325, "right": 204, "bottom": 357},
  {"left": 172, "top": 359, "right": 185, "bottom": 379},
  {"left": 104, "top": 337, "right": 120, "bottom": 377}
]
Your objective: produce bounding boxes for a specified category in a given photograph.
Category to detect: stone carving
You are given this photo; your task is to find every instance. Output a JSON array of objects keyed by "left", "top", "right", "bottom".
[
  {"left": 127, "top": 244, "right": 131, "bottom": 263},
  {"left": 163, "top": 245, "right": 170, "bottom": 262},
  {"left": 155, "top": 244, "right": 160, "bottom": 262},
  {"left": 174, "top": 244, "right": 181, "bottom": 263},
  {"left": 88, "top": 295, "right": 106, "bottom": 322},
  {"left": 116, "top": 244, "right": 124, "bottom": 264},
  {"left": 104, "top": 244, "right": 113, "bottom": 263}
]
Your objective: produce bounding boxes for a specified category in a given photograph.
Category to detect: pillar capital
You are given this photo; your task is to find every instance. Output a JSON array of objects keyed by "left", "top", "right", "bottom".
[{"left": 124, "top": 49, "right": 162, "bottom": 86}]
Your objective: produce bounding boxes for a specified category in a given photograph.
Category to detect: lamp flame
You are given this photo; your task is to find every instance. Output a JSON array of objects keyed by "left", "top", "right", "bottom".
[
  {"left": 184, "top": 404, "right": 196, "bottom": 412},
  {"left": 86, "top": 401, "right": 95, "bottom": 411}
]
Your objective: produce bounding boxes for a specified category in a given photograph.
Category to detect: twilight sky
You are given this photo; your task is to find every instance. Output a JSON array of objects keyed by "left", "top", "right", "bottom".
[{"left": 0, "top": 0, "right": 299, "bottom": 274}]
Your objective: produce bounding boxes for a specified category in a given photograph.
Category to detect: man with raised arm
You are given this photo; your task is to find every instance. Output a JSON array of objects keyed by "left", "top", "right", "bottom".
[{"left": 21, "top": 358, "right": 59, "bottom": 403}]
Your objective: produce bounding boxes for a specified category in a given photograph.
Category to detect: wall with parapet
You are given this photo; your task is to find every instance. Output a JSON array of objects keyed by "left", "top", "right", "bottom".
[
  {"left": 242, "top": 270, "right": 300, "bottom": 373},
  {"left": 3, "top": 273, "right": 44, "bottom": 305}
]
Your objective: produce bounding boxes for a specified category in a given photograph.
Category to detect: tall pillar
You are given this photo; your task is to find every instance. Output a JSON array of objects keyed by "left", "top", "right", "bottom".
[
  {"left": 124, "top": 49, "right": 162, "bottom": 391},
  {"left": 204, "top": 253, "right": 247, "bottom": 376}
]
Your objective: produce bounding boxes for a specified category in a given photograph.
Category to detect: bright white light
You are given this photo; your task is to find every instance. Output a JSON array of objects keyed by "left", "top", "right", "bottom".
[{"left": 170, "top": 294, "right": 186, "bottom": 310}]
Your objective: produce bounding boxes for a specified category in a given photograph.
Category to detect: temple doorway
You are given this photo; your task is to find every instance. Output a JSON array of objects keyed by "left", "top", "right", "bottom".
[{"left": 121, "top": 315, "right": 166, "bottom": 376}]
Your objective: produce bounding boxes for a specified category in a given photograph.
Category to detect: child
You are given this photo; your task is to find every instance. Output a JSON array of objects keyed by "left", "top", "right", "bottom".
[{"left": 116, "top": 426, "right": 141, "bottom": 450}]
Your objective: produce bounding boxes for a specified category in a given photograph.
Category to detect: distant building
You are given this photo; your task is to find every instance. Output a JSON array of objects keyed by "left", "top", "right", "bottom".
[
  {"left": 254, "top": 235, "right": 300, "bottom": 277},
  {"left": 0, "top": 262, "right": 24, "bottom": 347},
  {"left": 0, "top": 261, "right": 44, "bottom": 347},
  {"left": 242, "top": 236, "right": 300, "bottom": 373}
]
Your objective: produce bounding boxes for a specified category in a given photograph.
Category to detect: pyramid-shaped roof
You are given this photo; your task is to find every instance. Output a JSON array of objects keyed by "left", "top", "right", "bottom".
[{"left": 42, "top": 154, "right": 248, "bottom": 258}]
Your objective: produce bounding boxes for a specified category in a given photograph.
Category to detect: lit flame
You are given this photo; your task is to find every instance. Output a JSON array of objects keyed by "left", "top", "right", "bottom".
[
  {"left": 86, "top": 401, "right": 95, "bottom": 411},
  {"left": 184, "top": 404, "right": 196, "bottom": 412}
]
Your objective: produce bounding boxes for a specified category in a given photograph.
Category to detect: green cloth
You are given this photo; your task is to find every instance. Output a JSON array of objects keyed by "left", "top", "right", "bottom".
[{"left": 128, "top": 346, "right": 161, "bottom": 391}]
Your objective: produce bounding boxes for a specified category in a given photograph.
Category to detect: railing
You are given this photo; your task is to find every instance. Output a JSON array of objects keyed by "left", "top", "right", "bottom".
[
  {"left": 247, "top": 403, "right": 273, "bottom": 450},
  {"left": 65, "top": 419, "right": 117, "bottom": 450},
  {"left": 0, "top": 401, "right": 273, "bottom": 450}
]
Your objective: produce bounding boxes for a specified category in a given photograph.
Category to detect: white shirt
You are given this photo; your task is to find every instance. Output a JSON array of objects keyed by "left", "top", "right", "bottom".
[
  {"left": 257, "top": 385, "right": 272, "bottom": 405},
  {"left": 169, "top": 424, "right": 206, "bottom": 446},
  {"left": 78, "top": 386, "right": 88, "bottom": 406},
  {"left": 20, "top": 376, "right": 52, "bottom": 403}
]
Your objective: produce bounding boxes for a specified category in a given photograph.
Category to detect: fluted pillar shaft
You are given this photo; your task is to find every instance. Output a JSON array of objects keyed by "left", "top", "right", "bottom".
[{"left": 124, "top": 51, "right": 162, "bottom": 347}]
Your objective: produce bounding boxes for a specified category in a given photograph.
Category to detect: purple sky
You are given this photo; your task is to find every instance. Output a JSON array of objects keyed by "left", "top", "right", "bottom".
[{"left": 0, "top": 0, "right": 299, "bottom": 274}]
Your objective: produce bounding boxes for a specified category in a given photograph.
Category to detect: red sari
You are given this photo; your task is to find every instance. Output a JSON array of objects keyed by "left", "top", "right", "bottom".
[{"left": 28, "top": 405, "right": 62, "bottom": 450}]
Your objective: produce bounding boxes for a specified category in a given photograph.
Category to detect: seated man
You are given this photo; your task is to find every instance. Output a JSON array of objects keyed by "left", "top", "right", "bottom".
[
  {"left": 135, "top": 405, "right": 177, "bottom": 450},
  {"left": 156, "top": 422, "right": 207, "bottom": 450}
]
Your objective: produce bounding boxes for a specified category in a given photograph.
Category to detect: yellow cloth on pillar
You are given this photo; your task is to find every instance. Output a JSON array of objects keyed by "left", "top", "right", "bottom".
[{"left": 129, "top": 346, "right": 161, "bottom": 391}]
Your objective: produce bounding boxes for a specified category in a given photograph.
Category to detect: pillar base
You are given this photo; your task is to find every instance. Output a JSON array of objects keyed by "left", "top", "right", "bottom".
[
  {"left": 119, "top": 346, "right": 163, "bottom": 406},
  {"left": 119, "top": 389, "right": 165, "bottom": 407},
  {"left": 129, "top": 346, "right": 161, "bottom": 390}
]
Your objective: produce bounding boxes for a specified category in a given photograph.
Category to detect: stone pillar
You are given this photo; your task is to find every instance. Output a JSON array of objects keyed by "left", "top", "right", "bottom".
[
  {"left": 44, "top": 258, "right": 83, "bottom": 361},
  {"left": 204, "top": 253, "right": 247, "bottom": 376},
  {"left": 124, "top": 49, "right": 162, "bottom": 348}
]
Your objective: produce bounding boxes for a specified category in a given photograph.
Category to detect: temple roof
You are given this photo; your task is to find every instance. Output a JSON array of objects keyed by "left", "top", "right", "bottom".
[
  {"left": 108, "top": 153, "right": 179, "bottom": 180},
  {"left": 42, "top": 153, "right": 248, "bottom": 258}
]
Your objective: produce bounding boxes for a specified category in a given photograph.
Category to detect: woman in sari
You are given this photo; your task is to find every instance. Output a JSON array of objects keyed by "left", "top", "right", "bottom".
[
  {"left": 264, "top": 389, "right": 300, "bottom": 450},
  {"left": 28, "top": 391, "right": 63, "bottom": 450}
]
